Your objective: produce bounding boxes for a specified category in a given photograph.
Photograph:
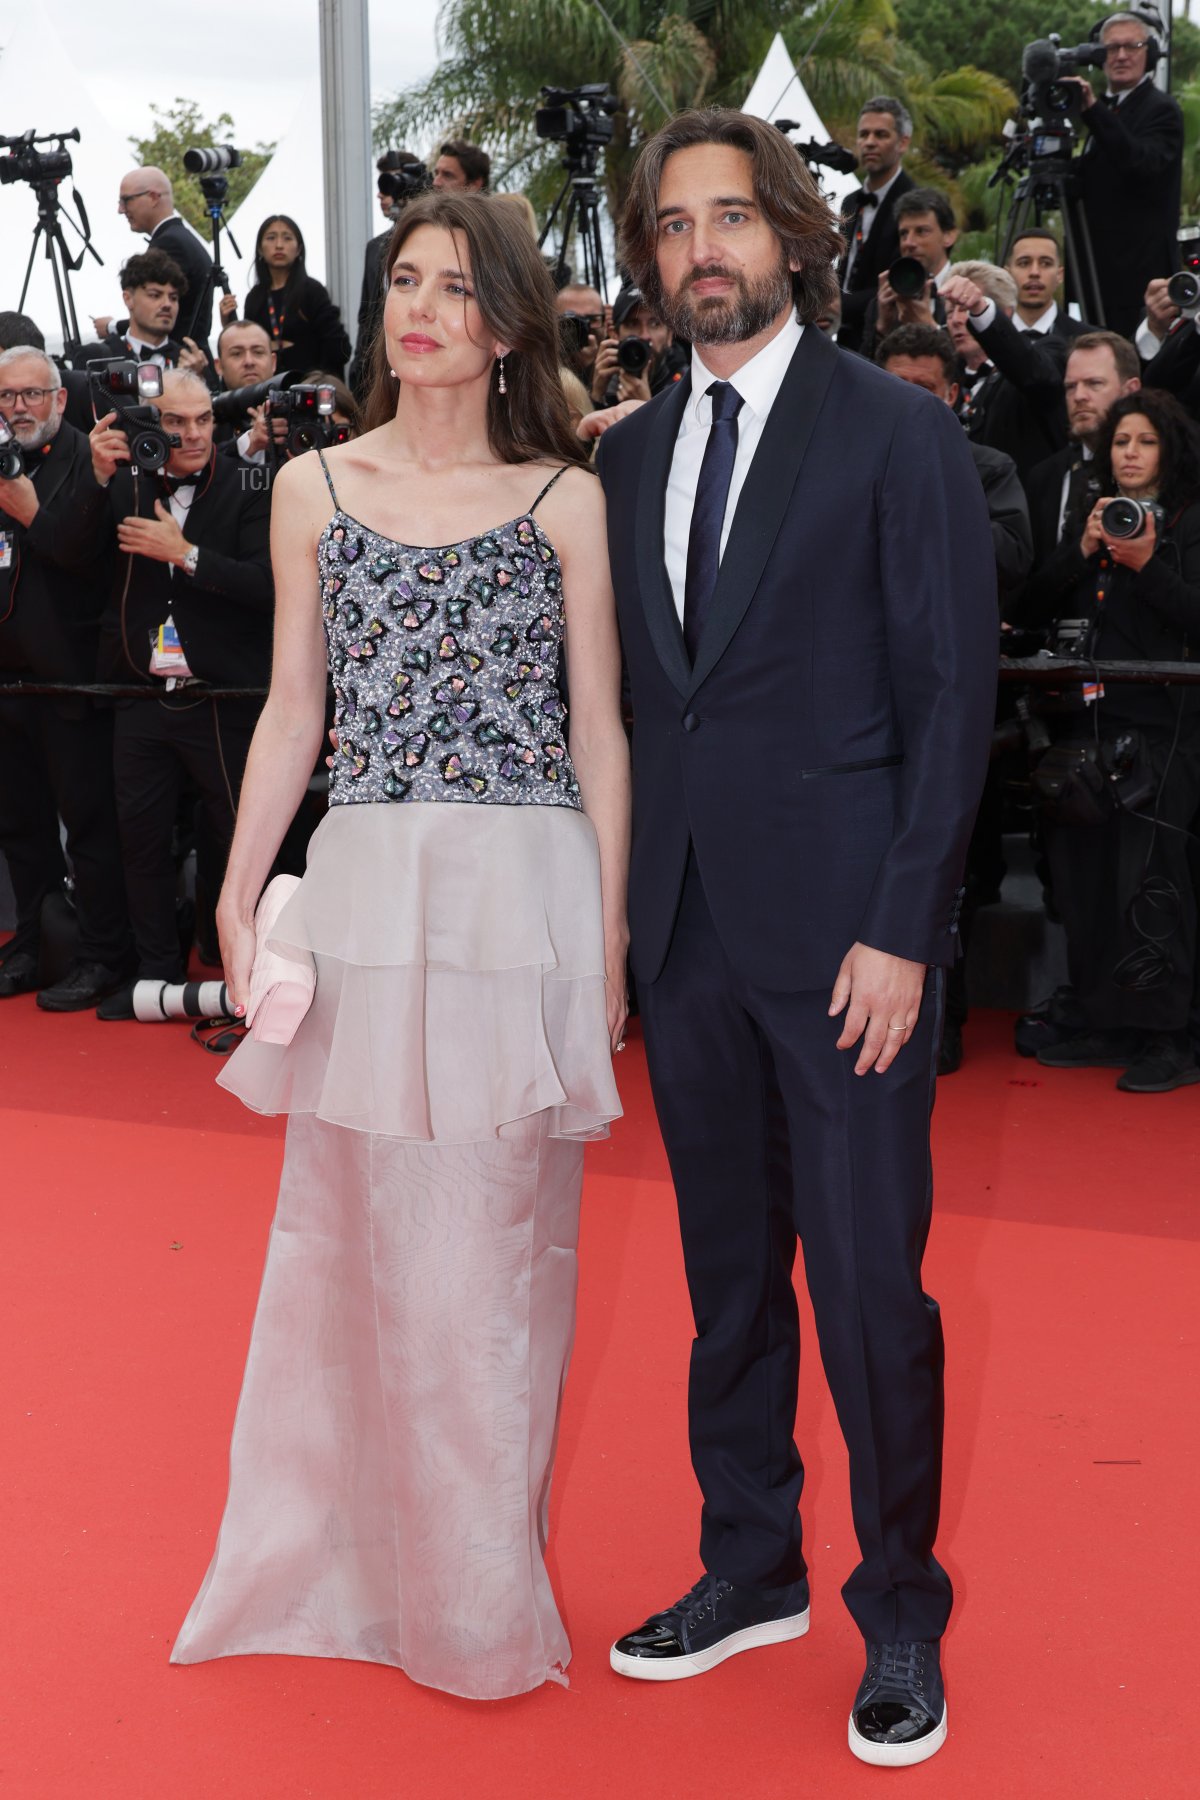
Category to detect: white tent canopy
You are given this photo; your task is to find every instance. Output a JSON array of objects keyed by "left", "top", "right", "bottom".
[
  {"left": 221, "top": 86, "right": 329, "bottom": 309},
  {"left": 742, "top": 33, "right": 858, "bottom": 216}
]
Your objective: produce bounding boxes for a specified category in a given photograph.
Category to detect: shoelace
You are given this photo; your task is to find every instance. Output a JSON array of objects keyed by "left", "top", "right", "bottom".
[
  {"left": 864, "top": 1641, "right": 927, "bottom": 1701},
  {"left": 665, "top": 1574, "right": 733, "bottom": 1631}
]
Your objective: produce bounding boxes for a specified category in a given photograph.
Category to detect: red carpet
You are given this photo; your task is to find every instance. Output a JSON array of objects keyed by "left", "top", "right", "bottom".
[{"left": 0, "top": 1001, "right": 1195, "bottom": 1798}]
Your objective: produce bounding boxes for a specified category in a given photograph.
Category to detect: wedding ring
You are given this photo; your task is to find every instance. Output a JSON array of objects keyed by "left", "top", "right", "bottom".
[{"left": 887, "top": 1024, "right": 908, "bottom": 1033}]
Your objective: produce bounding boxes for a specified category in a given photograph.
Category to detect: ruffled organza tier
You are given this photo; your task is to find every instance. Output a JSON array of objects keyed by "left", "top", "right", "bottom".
[{"left": 218, "top": 801, "right": 622, "bottom": 1145}]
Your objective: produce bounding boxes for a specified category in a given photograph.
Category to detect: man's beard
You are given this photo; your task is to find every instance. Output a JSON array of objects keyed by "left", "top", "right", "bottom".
[
  {"left": 656, "top": 252, "right": 795, "bottom": 346},
  {"left": 9, "top": 412, "right": 61, "bottom": 451}
]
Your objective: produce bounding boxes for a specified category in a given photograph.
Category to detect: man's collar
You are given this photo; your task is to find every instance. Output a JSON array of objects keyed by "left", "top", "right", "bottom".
[
  {"left": 1106, "top": 73, "right": 1152, "bottom": 104},
  {"left": 865, "top": 165, "right": 903, "bottom": 203},
  {"left": 126, "top": 330, "right": 168, "bottom": 350},
  {"left": 931, "top": 260, "right": 953, "bottom": 290},
  {"left": 1016, "top": 300, "right": 1058, "bottom": 334},
  {"left": 687, "top": 312, "right": 803, "bottom": 426}
]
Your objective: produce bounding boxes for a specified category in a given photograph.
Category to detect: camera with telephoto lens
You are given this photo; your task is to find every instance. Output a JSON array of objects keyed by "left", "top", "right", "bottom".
[
  {"left": 558, "top": 312, "right": 593, "bottom": 355},
  {"left": 210, "top": 373, "right": 287, "bottom": 424},
  {"left": 0, "top": 415, "right": 23, "bottom": 481},
  {"left": 535, "top": 85, "right": 619, "bottom": 159},
  {"left": 378, "top": 162, "right": 431, "bottom": 202},
  {"left": 266, "top": 380, "right": 338, "bottom": 457},
  {"left": 1021, "top": 35, "right": 1109, "bottom": 125},
  {"left": 183, "top": 145, "right": 242, "bottom": 176},
  {"left": 889, "top": 256, "right": 932, "bottom": 300},
  {"left": 87, "top": 358, "right": 179, "bottom": 473},
  {"left": 0, "top": 126, "right": 79, "bottom": 187},
  {"left": 1101, "top": 497, "right": 1164, "bottom": 540},
  {"left": 132, "top": 978, "right": 231, "bottom": 1022}
]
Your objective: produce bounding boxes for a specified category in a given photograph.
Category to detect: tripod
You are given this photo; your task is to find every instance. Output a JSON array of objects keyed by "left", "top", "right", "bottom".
[
  {"left": 539, "top": 151, "right": 608, "bottom": 296},
  {"left": 999, "top": 150, "right": 1106, "bottom": 327},
  {"left": 189, "top": 174, "right": 241, "bottom": 348},
  {"left": 17, "top": 177, "right": 103, "bottom": 355}
]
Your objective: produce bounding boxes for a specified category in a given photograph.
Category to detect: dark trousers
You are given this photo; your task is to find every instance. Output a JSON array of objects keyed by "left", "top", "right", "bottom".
[
  {"left": 112, "top": 696, "right": 257, "bottom": 980},
  {"left": 0, "top": 694, "right": 131, "bottom": 967},
  {"left": 638, "top": 855, "right": 952, "bottom": 1645}
]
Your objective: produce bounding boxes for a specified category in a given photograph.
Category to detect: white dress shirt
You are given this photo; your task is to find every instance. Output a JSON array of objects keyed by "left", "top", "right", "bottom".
[
  {"left": 125, "top": 330, "right": 170, "bottom": 371},
  {"left": 664, "top": 313, "right": 804, "bottom": 626},
  {"left": 1015, "top": 301, "right": 1059, "bottom": 334}
]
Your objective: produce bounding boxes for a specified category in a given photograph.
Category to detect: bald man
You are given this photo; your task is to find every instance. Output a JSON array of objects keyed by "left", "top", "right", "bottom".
[{"left": 118, "top": 166, "right": 215, "bottom": 349}]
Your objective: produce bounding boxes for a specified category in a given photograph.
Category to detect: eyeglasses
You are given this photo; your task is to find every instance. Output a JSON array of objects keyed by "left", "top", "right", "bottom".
[
  {"left": 1106, "top": 39, "right": 1150, "bottom": 53},
  {"left": 117, "top": 190, "right": 156, "bottom": 210},
  {"left": 0, "top": 387, "right": 54, "bottom": 407}
]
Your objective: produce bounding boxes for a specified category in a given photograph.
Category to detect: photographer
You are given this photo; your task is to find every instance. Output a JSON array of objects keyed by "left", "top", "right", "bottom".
[
  {"left": 349, "top": 150, "right": 427, "bottom": 399},
  {"left": 0, "top": 346, "right": 132, "bottom": 1009},
  {"left": 210, "top": 320, "right": 278, "bottom": 454},
  {"left": 1020, "top": 390, "right": 1200, "bottom": 1091},
  {"left": 72, "top": 250, "right": 207, "bottom": 377},
  {"left": 117, "top": 167, "right": 215, "bottom": 350},
  {"left": 1023, "top": 331, "right": 1141, "bottom": 570},
  {"left": 943, "top": 262, "right": 1071, "bottom": 481},
  {"left": 77, "top": 368, "right": 273, "bottom": 1018},
  {"left": 858, "top": 186, "right": 958, "bottom": 361},
  {"left": 240, "top": 216, "right": 351, "bottom": 381},
  {"left": 0, "top": 310, "right": 92, "bottom": 434},
  {"left": 555, "top": 282, "right": 607, "bottom": 383},
  {"left": 1065, "top": 14, "right": 1184, "bottom": 339},
  {"left": 837, "top": 96, "right": 915, "bottom": 357},
  {"left": 432, "top": 139, "right": 490, "bottom": 192},
  {"left": 589, "top": 283, "right": 686, "bottom": 408}
]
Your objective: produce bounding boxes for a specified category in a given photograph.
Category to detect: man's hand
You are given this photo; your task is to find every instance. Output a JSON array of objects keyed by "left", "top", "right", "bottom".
[
  {"left": 590, "top": 336, "right": 620, "bottom": 403},
  {"left": 177, "top": 336, "right": 209, "bottom": 376},
  {"left": 829, "top": 942, "right": 927, "bottom": 1075},
  {"left": 218, "top": 293, "right": 239, "bottom": 325},
  {"left": 1143, "top": 276, "right": 1180, "bottom": 342},
  {"left": 91, "top": 314, "right": 113, "bottom": 339},
  {"left": 90, "top": 410, "right": 131, "bottom": 485},
  {"left": 116, "top": 498, "right": 192, "bottom": 565},
  {"left": 244, "top": 405, "right": 271, "bottom": 459},
  {"left": 940, "top": 273, "right": 988, "bottom": 318},
  {"left": 576, "top": 398, "right": 646, "bottom": 441},
  {"left": 1057, "top": 75, "right": 1098, "bottom": 114},
  {"left": 877, "top": 270, "right": 934, "bottom": 335},
  {"left": 0, "top": 473, "right": 39, "bottom": 527},
  {"left": 617, "top": 367, "right": 653, "bottom": 404}
]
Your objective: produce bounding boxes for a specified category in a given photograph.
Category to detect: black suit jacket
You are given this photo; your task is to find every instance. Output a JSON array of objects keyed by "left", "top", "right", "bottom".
[
  {"left": 244, "top": 275, "right": 352, "bottom": 381},
  {"left": 0, "top": 423, "right": 113, "bottom": 705},
  {"left": 149, "top": 216, "right": 216, "bottom": 347},
  {"left": 73, "top": 448, "right": 273, "bottom": 687},
  {"left": 1076, "top": 81, "right": 1184, "bottom": 339},
  {"left": 350, "top": 230, "right": 391, "bottom": 398},
  {"left": 594, "top": 326, "right": 997, "bottom": 989},
  {"left": 837, "top": 169, "right": 915, "bottom": 355},
  {"left": 962, "top": 309, "right": 1069, "bottom": 481},
  {"left": 969, "top": 440, "right": 1032, "bottom": 597},
  {"left": 1142, "top": 316, "right": 1200, "bottom": 413},
  {"left": 68, "top": 330, "right": 183, "bottom": 373}
]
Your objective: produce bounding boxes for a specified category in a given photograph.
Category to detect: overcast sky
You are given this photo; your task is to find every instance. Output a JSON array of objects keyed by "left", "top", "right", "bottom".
[{"left": 0, "top": 0, "right": 442, "bottom": 150}]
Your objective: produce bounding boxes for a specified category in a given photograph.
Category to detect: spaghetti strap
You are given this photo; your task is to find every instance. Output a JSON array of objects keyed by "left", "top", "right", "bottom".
[
  {"left": 528, "top": 466, "right": 570, "bottom": 515},
  {"left": 316, "top": 449, "right": 340, "bottom": 509}
]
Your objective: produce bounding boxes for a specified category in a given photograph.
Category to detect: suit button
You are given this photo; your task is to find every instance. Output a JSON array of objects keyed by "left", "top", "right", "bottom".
[{"left": 682, "top": 712, "right": 700, "bottom": 732}]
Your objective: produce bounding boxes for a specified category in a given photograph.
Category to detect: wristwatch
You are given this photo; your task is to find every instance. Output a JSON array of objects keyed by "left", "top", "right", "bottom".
[{"left": 178, "top": 544, "right": 199, "bottom": 577}]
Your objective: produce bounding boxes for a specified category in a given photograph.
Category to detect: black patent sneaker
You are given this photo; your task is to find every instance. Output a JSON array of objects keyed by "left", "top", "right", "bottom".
[
  {"left": 1116, "top": 1033, "right": 1200, "bottom": 1094},
  {"left": 849, "top": 1640, "right": 946, "bottom": 1768},
  {"left": 1036, "top": 1029, "right": 1137, "bottom": 1069},
  {"left": 609, "top": 1572, "right": 810, "bottom": 1682}
]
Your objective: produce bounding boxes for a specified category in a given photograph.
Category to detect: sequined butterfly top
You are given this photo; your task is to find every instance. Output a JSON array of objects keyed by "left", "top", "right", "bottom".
[{"left": 316, "top": 453, "right": 581, "bottom": 811}]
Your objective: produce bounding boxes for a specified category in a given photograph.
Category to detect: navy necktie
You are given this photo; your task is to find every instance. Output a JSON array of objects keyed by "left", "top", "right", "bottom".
[{"left": 683, "top": 381, "right": 744, "bottom": 662}]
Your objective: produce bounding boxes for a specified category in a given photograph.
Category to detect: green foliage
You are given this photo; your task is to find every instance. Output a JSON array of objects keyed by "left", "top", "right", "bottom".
[
  {"left": 892, "top": 1, "right": 1122, "bottom": 87},
  {"left": 130, "top": 100, "right": 274, "bottom": 236}
]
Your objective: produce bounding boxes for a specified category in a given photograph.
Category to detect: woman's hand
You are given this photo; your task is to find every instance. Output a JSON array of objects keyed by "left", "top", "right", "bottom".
[
  {"left": 1081, "top": 498, "right": 1110, "bottom": 559},
  {"left": 219, "top": 293, "right": 239, "bottom": 325},
  {"left": 605, "top": 938, "right": 629, "bottom": 1056},
  {"left": 1105, "top": 508, "right": 1158, "bottom": 571},
  {"left": 217, "top": 906, "right": 256, "bottom": 1017}
]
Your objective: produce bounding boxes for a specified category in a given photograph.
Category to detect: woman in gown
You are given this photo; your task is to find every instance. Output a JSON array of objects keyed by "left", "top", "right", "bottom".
[{"left": 171, "top": 191, "right": 630, "bottom": 1699}]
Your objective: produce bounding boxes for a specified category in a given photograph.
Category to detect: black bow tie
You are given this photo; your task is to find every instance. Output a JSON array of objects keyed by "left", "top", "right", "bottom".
[
  {"left": 134, "top": 344, "right": 163, "bottom": 362},
  {"left": 159, "top": 473, "right": 197, "bottom": 495},
  {"left": 1101, "top": 92, "right": 1119, "bottom": 108},
  {"left": 853, "top": 189, "right": 878, "bottom": 210}
]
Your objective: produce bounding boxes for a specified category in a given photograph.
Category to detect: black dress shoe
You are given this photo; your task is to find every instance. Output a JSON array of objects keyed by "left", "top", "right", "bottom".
[
  {"left": 609, "top": 1573, "right": 809, "bottom": 1681},
  {"left": 937, "top": 1018, "right": 962, "bottom": 1076},
  {"left": 1036, "top": 1029, "right": 1137, "bottom": 1069},
  {"left": 1116, "top": 1033, "right": 1200, "bottom": 1094},
  {"left": 37, "top": 961, "right": 134, "bottom": 1013},
  {"left": 96, "top": 985, "right": 137, "bottom": 1022},
  {"left": 849, "top": 1640, "right": 946, "bottom": 1767},
  {"left": 0, "top": 952, "right": 40, "bottom": 999}
]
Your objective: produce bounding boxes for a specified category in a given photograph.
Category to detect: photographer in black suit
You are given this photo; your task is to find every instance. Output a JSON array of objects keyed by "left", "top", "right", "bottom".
[
  {"left": 72, "top": 250, "right": 207, "bottom": 377},
  {"left": 348, "top": 151, "right": 427, "bottom": 399},
  {"left": 117, "top": 167, "right": 215, "bottom": 350},
  {"left": 837, "top": 96, "right": 915, "bottom": 356},
  {"left": 943, "top": 261, "right": 1070, "bottom": 481},
  {"left": 1061, "top": 13, "right": 1184, "bottom": 339},
  {"left": 77, "top": 369, "right": 273, "bottom": 1017},
  {"left": 0, "top": 346, "right": 132, "bottom": 1008},
  {"left": 857, "top": 187, "right": 957, "bottom": 362},
  {"left": 1023, "top": 331, "right": 1142, "bottom": 571}
]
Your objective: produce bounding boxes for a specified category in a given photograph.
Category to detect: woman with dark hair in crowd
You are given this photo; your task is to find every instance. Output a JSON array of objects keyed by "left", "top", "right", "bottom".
[
  {"left": 1022, "top": 387, "right": 1200, "bottom": 1092},
  {"left": 231, "top": 214, "right": 352, "bottom": 379},
  {"left": 171, "top": 191, "right": 629, "bottom": 1697}
]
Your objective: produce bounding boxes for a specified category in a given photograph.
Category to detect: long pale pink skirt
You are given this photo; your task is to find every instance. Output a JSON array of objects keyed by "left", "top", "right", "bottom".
[{"left": 171, "top": 803, "right": 621, "bottom": 1699}]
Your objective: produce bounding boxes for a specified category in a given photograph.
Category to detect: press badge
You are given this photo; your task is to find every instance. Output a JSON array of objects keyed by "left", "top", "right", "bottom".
[
  {"left": 148, "top": 614, "right": 194, "bottom": 680},
  {"left": 0, "top": 531, "right": 11, "bottom": 571}
]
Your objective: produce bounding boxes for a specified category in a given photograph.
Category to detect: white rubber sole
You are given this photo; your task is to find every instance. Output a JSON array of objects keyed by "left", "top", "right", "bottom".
[
  {"left": 609, "top": 1606, "right": 810, "bottom": 1681},
  {"left": 848, "top": 1703, "right": 948, "bottom": 1767}
]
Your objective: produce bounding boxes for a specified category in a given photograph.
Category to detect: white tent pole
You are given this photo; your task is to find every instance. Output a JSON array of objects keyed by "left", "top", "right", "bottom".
[{"left": 319, "top": 0, "right": 373, "bottom": 317}]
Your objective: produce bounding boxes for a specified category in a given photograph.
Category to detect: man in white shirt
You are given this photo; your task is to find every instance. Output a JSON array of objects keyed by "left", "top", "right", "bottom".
[
  {"left": 1005, "top": 228, "right": 1093, "bottom": 341},
  {"left": 837, "top": 96, "right": 915, "bottom": 355},
  {"left": 594, "top": 106, "right": 995, "bottom": 1768}
]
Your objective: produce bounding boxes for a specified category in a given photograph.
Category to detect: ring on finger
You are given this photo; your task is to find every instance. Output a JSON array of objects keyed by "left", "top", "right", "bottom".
[{"left": 887, "top": 1022, "right": 909, "bottom": 1033}]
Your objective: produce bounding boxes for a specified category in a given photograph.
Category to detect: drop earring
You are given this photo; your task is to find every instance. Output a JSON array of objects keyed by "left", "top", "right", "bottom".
[{"left": 497, "top": 354, "right": 507, "bottom": 396}]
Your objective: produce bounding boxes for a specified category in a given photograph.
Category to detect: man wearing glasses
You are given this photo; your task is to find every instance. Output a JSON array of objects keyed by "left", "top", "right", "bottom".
[
  {"left": 117, "top": 167, "right": 215, "bottom": 351},
  {"left": 1063, "top": 11, "right": 1183, "bottom": 339},
  {"left": 0, "top": 347, "right": 132, "bottom": 1009}
]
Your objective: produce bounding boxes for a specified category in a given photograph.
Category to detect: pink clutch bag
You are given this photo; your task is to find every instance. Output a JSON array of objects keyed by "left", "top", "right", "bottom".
[{"left": 245, "top": 874, "right": 316, "bottom": 1045}]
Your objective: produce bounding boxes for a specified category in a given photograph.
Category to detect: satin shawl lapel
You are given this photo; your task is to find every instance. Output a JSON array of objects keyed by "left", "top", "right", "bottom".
[
  {"left": 686, "top": 325, "right": 838, "bottom": 699},
  {"left": 633, "top": 372, "right": 693, "bottom": 697}
]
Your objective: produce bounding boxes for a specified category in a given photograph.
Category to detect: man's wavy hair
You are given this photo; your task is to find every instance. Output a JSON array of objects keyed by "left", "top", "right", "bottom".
[
  {"left": 1095, "top": 389, "right": 1200, "bottom": 522},
  {"left": 618, "top": 109, "right": 844, "bottom": 326}
]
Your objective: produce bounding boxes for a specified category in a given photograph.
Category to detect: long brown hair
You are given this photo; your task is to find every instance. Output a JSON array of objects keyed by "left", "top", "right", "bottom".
[
  {"left": 361, "top": 191, "right": 588, "bottom": 467},
  {"left": 619, "top": 109, "right": 844, "bottom": 326}
]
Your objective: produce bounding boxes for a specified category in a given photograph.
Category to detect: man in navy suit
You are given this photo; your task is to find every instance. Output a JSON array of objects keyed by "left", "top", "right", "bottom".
[{"left": 594, "top": 109, "right": 996, "bottom": 1766}]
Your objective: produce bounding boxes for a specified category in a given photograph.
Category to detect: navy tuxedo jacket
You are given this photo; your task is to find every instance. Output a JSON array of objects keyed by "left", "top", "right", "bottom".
[{"left": 595, "top": 324, "right": 997, "bottom": 991}]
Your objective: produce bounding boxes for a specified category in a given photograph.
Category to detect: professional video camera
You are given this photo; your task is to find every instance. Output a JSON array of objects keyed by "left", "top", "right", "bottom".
[
  {"left": 1, "top": 127, "right": 100, "bottom": 352},
  {"left": 773, "top": 125, "right": 859, "bottom": 177},
  {"left": 87, "top": 359, "right": 179, "bottom": 474},
  {"left": 0, "top": 416, "right": 24, "bottom": 481},
  {"left": 536, "top": 85, "right": 619, "bottom": 162},
  {"left": 1021, "top": 35, "right": 1110, "bottom": 130},
  {"left": 378, "top": 161, "right": 431, "bottom": 202},
  {"left": 0, "top": 125, "right": 78, "bottom": 186}
]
